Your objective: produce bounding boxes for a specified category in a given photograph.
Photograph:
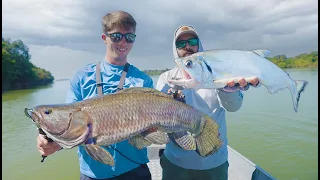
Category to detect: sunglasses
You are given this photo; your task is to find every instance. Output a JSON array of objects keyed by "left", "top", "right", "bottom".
[
  {"left": 105, "top": 32, "right": 136, "bottom": 43},
  {"left": 176, "top": 38, "right": 199, "bottom": 49}
]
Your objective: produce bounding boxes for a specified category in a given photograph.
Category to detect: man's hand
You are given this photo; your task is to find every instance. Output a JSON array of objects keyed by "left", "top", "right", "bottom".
[
  {"left": 167, "top": 88, "right": 186, "bottom": 103},
  {"left": 223, "top": 76, "right": 260, "bottom": 92},
  {"left": 247, "top": 77, "right": 260, "bottom": 87},
  {"left": 37, "top": 134, "right": 62, "bottom": 156}
]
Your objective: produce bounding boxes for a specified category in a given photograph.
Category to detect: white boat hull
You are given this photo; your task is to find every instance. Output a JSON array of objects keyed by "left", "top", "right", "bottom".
[{"left": 147, "top": 145, "right": 276, "bottom": 180}]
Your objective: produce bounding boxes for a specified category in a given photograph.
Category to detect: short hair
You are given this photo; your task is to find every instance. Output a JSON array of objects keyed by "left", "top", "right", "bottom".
[{"left": 102, "top": 10, "right": 137, "bottom": 33}]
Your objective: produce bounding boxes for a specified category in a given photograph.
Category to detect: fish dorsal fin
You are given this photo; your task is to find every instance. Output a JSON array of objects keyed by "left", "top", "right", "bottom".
[
  {"left": 252, "top": 50, "right": 271, "bottom": 58},
  {"left": 116, "top": 87, "right": 173, "bottom": 98},
  {"left": 116, "top": 87, "right": 155, "bottom": 94}
]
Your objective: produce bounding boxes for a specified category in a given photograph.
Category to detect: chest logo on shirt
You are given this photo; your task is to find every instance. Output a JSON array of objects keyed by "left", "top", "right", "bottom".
[{"left": 128, "top": 78, "right": 143, "bottom": 87}]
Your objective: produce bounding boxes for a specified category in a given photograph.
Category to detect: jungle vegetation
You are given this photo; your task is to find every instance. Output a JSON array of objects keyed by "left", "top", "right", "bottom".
[
  {"left": 2, "top": 38, "right": 54, "bottom": 91},
  {"left": 143, "top": 51, "right": 318, "bottom": 75}
]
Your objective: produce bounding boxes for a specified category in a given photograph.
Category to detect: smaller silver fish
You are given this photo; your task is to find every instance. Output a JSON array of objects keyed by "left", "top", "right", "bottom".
[{"left": 168, "top": 49, "right": 308, "bottom": 112}]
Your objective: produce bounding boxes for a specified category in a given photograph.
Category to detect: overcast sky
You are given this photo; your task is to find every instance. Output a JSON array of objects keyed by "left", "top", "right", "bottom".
[{"left": 3, "top": 0, "right": 318, "bottom": 79}]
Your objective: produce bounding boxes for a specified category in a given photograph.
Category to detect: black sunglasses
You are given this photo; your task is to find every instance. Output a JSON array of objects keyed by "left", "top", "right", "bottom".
[
  {"left": 176, "top": 38, "right": 199, "bottom": 49},
  {"left": 105, "top": 32, "right": 136, "bottom": 43}
]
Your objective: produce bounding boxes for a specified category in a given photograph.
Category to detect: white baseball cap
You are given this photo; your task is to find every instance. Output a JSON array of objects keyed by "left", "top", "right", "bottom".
[{"left": 174, "top": 25, "right": 199, "bottom": 40}]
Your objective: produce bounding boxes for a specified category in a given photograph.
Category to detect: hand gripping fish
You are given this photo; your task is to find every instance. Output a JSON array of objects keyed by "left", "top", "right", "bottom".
[
  {"left": 24, "top": 88, "right": 222, "bottom": 166},
  {"left": 168, "top": 49, "right": 308, "bottom": 112}
]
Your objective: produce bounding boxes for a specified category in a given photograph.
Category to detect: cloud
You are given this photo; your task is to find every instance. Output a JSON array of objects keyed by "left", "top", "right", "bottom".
[{"left": 2, "top": 0, "right": 318, "bottom": 79}]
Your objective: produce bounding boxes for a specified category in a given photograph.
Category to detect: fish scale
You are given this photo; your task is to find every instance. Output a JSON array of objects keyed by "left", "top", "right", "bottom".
[
  {"left": 79, "top": 93, "right": 186, "bottom": 145},
  {"left": 89, "top": 92, "right": 201, "bottom": 136}
]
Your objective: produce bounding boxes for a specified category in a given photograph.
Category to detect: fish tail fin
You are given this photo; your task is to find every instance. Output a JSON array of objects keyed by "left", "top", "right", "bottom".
[
  {"left": 290, "top": 80, "right": 308, "bottom": 112},
  {"left": 194, "top": 115, "right": 222, "bottom": 157}
]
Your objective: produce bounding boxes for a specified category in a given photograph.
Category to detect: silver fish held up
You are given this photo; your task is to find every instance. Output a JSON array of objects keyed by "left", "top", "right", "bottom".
[
  {"left": 24, "top": 87, "right": 222, "bottom": 166},
  {"left": 168, "top": 49, "right": 308, "bottom": 112}
]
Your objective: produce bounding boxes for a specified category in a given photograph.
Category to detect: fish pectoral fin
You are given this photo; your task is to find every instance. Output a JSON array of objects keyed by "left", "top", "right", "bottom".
[
  {"left": 168, "top": 131, "right": 196, "bottom": 150},
  {"left": 142, "top": 130, "right": 169, "bottom": 145},
  {"left": 84, "top": 144, "right": 114, "bottom": 166},
  {"left": 128, "top": 135, "right": 152, "bottom": 150}
]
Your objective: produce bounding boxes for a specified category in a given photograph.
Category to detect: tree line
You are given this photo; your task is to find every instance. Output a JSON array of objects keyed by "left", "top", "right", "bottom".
[
  {"left": 2, "top": 37, "right": 317, "bottom": 91},
  {"left": 267, "top": 51, "right": 318, "bottom": 69},
  {"left": 143, "top": 51, "right": 318, "bottom": 75},
  {"left": 2, "top": 37, "right": 54, "bottom": 92}
]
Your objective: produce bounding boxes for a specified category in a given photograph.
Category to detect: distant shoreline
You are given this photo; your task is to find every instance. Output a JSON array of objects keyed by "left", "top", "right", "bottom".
[
  {"left": 3, "top": 38, "right": 54, "bottom": 92},
  {"left": 54, "top": 66, "right": 318, "bottom": 80},
  {"left": 2, "top": 82, "right": 54, "bottom": 93},
  {"left": 143, "top": 66, "right": 318, "bottom": 76},
  {"left": 2, "top": 67, "right": 317, "bottom": 93},
  {"left": 54, "top": 79, "right": 70, "bottom": 81}
]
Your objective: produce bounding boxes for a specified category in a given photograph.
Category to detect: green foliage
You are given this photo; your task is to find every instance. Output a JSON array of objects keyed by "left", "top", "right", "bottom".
[
  {"left": 143, "top": 68, "right": 171, "bottom": 76},
  {"left": 3, "top": 36, "right": 317, "bottom": 90},
  {"left": 267, "top": 51, "right": 318, "bottom": 69},
  {"left": 144, "top": 51, "right": 318, "bottom": 75},
  {"left": 2, "top": 38, "right": 54, "bottom": 91}
]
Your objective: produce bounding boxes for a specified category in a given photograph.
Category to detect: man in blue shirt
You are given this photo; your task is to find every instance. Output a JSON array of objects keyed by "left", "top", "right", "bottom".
[{"left": 36, "top": 10, "right": 153, "bottom": 180}]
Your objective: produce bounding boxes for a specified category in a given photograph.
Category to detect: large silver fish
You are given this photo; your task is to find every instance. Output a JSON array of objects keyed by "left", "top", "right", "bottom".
[
  {"left": 24, "top": 87, "right": 222, "bottom": 166},
  {"left": 168, "top": 49, "right": 308, "bottom": 112}
]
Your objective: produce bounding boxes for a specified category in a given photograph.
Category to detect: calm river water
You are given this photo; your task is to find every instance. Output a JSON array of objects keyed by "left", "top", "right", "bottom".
[{"left": 2, "top": 68, "right": 318, "bottom": 180}]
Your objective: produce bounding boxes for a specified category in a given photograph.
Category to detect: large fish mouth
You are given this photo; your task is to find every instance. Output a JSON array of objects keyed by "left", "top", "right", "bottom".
[
  {"left": 168, "top": 63, "right": 198, "bottom": 88},
  {"left": 25, "top": 107, "right": 88, "bottom": 148},
  {"left": 24, "top": 108, "right": 42, "bottom": 128},
  {"left": 24, "top": 107, "right": 72, "bottom": 136}
]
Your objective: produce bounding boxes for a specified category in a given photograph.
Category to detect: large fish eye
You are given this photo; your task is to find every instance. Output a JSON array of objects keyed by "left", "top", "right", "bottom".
[
  {"left": 185, "top": 60, "right": 193, "bottom": 68},
  {"left": 44, "top": 109, "right": 52, "bottom": 115}
]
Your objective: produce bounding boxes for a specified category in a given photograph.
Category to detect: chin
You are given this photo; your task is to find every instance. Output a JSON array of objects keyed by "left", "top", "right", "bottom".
[
  {"left": 116, "top": 51, "right": 129, "bottom": 57},
  {"left": 114, "top": 55, "right": 127, "bottom": 62}
]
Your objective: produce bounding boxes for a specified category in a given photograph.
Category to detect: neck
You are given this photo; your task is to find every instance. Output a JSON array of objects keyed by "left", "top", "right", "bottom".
[{"left": 104, "top": 54, "right": 127, "bottom": 66}]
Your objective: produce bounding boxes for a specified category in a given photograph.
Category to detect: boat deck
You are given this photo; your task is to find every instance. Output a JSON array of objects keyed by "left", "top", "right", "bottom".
[{"left": 147, "top": 145, "right": 276, "bottom": 180}]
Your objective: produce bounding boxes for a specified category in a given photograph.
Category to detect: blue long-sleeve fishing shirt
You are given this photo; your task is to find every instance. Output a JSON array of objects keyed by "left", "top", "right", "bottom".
[{"left": 65, "top": 59, "right": 154, "bottom": 179}]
